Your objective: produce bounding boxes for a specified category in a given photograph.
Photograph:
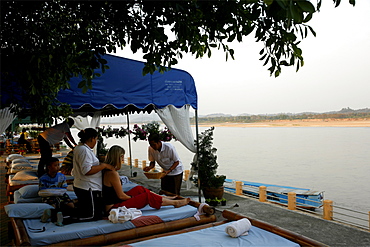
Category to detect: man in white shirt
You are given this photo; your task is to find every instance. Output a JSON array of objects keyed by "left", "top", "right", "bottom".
[{"left": 144, "top": 133, "right": 183, "bottom": 195}]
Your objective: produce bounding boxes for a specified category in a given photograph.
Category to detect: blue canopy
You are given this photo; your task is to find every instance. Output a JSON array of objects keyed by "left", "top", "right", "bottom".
[{"left": 57, "top": 54, "right": 197, "bottom": 116}]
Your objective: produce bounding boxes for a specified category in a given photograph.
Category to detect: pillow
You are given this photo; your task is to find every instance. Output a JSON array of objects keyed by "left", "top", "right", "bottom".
[
  {"left": 12, "top": 159, "right": 30, "bottom": 165},
  {"left": 11, "top": 163, "right": 33, "bottom": 174},
  {"left": 4, "top": 203, "right": 53, "bottom": 218},
  {"left": 17, "top": 185, "right": 40, "bottom": 199},
  {"left": 38, "top": 188, "right": 67, "bottom": 197},
  {"left": 12, "top": 163, "right": 32, "bottom": 169},
  {"left": 6, "top": 154, "right": 24, "bottom": 162},
  {"left": 14, "top": 191, "right": 43, "bottom": 204},
  {"left": 12, "top": 170, "right": 38, "bottom": 181}
]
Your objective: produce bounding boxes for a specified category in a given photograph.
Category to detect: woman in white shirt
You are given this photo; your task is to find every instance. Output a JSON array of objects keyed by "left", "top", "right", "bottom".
[{"left": 72, "top": 128, "right": 114, "bottom": 221}]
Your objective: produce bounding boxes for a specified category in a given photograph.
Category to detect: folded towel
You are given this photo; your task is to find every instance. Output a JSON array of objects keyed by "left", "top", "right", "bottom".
[
  {"left": 225, "top": 218, "right": 252, "bottom": 238},
  {"left": 193, "top": 203, "right": 208, "bottom": 221},
  {"left": 108, "top": 206, "right": 142, "bottom": 223}
]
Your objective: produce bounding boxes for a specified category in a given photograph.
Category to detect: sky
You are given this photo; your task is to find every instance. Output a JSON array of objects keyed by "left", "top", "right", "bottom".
[{"left": 113, "top": 1, "right": 370, "bottom": 116}]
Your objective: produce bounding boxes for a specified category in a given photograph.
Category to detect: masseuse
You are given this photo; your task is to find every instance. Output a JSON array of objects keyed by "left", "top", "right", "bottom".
[
  {"left": 72, "top": 128, "right": 114, "bottom": 221},
  {"left": 144, "top": 133, "right": 184, "bottom": 195}
]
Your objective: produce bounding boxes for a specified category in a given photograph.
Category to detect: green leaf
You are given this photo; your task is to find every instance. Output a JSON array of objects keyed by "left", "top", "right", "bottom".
[
  {"left": 297, "top": 1, "right": 315, "bottom": 13},
  {"left": 227, "top": 33, "right": 236, "bottom": 42},
  {"left": 263, "top": 0, "right": 274, "bottom": 5},
  {"left": 308, "top": 26, "right": 316, "bottom": 37},
  {"left": 78, "top": 79, "right": 86, "bottom": 89}
]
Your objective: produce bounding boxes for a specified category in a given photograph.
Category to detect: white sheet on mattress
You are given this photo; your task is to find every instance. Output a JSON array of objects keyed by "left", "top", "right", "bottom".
[
  {"left": 129, "top": 222, "right": 300, "bottom": 247},
  {"left": 23, "top": 205, "right": 198, "bottom": 246}
]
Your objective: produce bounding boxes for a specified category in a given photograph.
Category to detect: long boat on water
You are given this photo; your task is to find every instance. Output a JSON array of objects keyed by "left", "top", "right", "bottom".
[{"left": 224, "top": 179, "right": 324, "bottom": 210}]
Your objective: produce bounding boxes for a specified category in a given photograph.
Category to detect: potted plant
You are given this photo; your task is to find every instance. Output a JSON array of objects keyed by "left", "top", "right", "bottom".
[
  {"left": 192, "top": 127, "right": 226, "bottom": 200},
  {"left": 205, "top": 198, "right": 219, "bottom": 207},
  {"left": 220, "top": 198, "right": 227, "bottom": 206},
  {"left": 97, "top": 133, "right": 108, "bottom": 162},
  {"left": 106, "top": 125, "right": 113, "bottom": 137}
]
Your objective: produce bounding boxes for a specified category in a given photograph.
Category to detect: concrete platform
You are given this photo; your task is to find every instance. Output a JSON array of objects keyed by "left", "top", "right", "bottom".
[
  {"left": 124, "top": 164, "right": 370, "bottom": 247},
  {"left": 1, "top": 157, "right": 369, "bottom": 247}
]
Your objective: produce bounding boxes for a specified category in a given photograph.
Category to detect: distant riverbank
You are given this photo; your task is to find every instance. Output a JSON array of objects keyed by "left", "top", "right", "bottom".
[{"left": 194, "top": 119, "right": 370, "bottom": 128}]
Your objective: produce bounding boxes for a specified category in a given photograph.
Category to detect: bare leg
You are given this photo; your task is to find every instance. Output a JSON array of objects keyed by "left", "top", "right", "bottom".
[
  {"left": 161, "top": 195, "right": 178, "bottom": 199},
  {"left": 161, "top": 197, "right": 190, "bottom": 208},
  {"left": 151, "top": 191, "right": 178, "bottom": 200}
]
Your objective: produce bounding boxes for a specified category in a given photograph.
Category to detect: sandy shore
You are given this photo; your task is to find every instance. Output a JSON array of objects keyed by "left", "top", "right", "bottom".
[{"left": 194, "top": 119, "right": 370, "bottom": 128}]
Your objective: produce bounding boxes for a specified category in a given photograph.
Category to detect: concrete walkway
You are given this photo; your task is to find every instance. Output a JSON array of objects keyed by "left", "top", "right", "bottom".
[
  {"left": 1, "top": 157, "right": 369, "bottom": 247},
  {"left": 124, "top": 164, "right": 370, "bottom": 247}
]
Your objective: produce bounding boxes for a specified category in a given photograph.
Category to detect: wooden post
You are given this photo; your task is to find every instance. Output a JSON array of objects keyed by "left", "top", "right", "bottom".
[
  {"left": 184, "top": 170, "right": 190, "bottom": 181},
  {"left": 288, "top": 192, "right": 296, "bottom": 210},
  {"left": 127, "top": 157, "right": 131, "bottom": 166},
  {"left": 259, "top": 186, "right": 267, "bottom": 202},
  {"left": 134, "top": 159, "right": 139, "bottom": 168},
  {"left": 235, "top": 181, "right": 243, "bottom": 195},
  {"left": 142, "top": 160, "right": 146, "bottom": 169},
  {"left": 323, "top": 200, "right": 333, "bottom": 220}
]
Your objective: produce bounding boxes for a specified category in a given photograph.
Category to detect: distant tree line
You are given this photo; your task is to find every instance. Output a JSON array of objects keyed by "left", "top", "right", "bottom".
[{"left": 190, "top": 109, "right": 370, "bottom": 124}]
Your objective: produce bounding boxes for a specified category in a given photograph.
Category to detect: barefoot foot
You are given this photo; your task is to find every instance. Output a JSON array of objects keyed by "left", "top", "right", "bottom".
[{"left": 174, "top": 198, "right": 190, "bottom": 208}]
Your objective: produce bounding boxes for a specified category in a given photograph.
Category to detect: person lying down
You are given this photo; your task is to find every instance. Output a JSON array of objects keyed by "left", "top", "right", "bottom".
[{"left": 103, "top": 145, "right": 190, "bottom": 214}]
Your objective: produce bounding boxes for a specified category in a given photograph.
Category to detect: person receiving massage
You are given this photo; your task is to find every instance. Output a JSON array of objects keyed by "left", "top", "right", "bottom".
[
  {"left": 72, "top": 128, "right": 115, "bottom": 221},
  {"left": 103, "top": 145, "right": 190, "bottom": 214}
]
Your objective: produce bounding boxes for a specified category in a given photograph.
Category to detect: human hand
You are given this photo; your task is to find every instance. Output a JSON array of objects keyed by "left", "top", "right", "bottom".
[
  {"left": 103, "top": 163, "right": 115, "bottom": 171},
  {"left": 143, "top": 167, "right": 151, "bottom": 172}
]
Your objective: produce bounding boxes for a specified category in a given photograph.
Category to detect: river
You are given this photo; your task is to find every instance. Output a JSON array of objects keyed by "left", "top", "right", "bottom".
[{"left": 72, "top": 126, "right": 370, "bottom": 213}]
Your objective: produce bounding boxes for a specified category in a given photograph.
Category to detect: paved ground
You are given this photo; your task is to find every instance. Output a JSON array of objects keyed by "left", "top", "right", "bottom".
[
  {"left": 1, "top": 157, "right": 369, "bottom": 247},
  {"left": 125, "top": 164, "right": 370, "bottom": 247}
]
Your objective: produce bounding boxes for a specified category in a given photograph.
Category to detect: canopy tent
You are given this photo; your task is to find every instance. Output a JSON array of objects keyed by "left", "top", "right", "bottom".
[
  {"left": 2, "top": 54, "right": 200, "bottom": 198},
  {"left": 57, "top": 54, "right": 198, "bottom": 152},
  {"left": 58, "top": 54, "right": 197, "bottom": 116}
]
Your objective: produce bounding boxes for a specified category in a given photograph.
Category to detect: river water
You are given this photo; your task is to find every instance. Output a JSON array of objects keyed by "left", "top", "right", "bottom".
[{"left": 72, "top": 126, "right": 370, "bottom": 213}]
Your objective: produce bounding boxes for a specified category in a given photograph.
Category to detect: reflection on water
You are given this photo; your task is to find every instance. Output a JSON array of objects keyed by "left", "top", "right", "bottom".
[{"left": 72, "top": 126, "right": 370, "bottom": 212}]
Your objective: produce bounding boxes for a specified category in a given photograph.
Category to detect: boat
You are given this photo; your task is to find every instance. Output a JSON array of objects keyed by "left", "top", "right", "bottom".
[{"left": 224, "top": 179, "right": 324, "bottom": 210}]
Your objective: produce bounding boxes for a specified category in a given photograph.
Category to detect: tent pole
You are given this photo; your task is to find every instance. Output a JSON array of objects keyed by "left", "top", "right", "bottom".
[
  {"left": 127, "top": 113, "right": 133, "bottom": 177},
  {"left": 195, "top": 109, "right": 201, "bottom": 202}
]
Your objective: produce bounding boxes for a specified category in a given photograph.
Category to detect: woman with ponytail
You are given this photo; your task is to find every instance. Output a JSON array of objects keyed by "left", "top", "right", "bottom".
[{"left": 72, "top": 128, "right": 115, "bottom": 221}]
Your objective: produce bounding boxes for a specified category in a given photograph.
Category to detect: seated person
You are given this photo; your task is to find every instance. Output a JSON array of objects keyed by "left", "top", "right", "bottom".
[
  {"left": 39, "top": 157, "right": 74, "bottom": 226},
  {"left": 103, "top": 145, "right": 190, "bottom": 214}
]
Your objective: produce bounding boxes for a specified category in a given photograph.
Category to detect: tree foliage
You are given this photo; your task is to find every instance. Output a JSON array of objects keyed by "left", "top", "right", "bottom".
[{"left": 1, "top": 0, "right": 355, "bottom": 123}]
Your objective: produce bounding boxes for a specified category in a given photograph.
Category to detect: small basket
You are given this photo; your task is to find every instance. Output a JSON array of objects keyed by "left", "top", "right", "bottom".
[{"left": 144, "top": 172, "right": 163, "bottom": 179}]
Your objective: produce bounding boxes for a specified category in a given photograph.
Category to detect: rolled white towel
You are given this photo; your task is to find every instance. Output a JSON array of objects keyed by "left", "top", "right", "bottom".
[
  {"left": 193, "top": 203, "right": 207, "bottom": 221},
  {"left": 108, "top": 208, "right": 120, "bottom": 224},
  {"left": 225, "top": 218, "right": 252, "bottom": 238}
]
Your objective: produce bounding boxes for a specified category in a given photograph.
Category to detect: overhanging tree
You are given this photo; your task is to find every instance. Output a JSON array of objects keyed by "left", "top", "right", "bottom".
[{"left": 1, "top": 0, "right": 355, "bottom": 123}]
